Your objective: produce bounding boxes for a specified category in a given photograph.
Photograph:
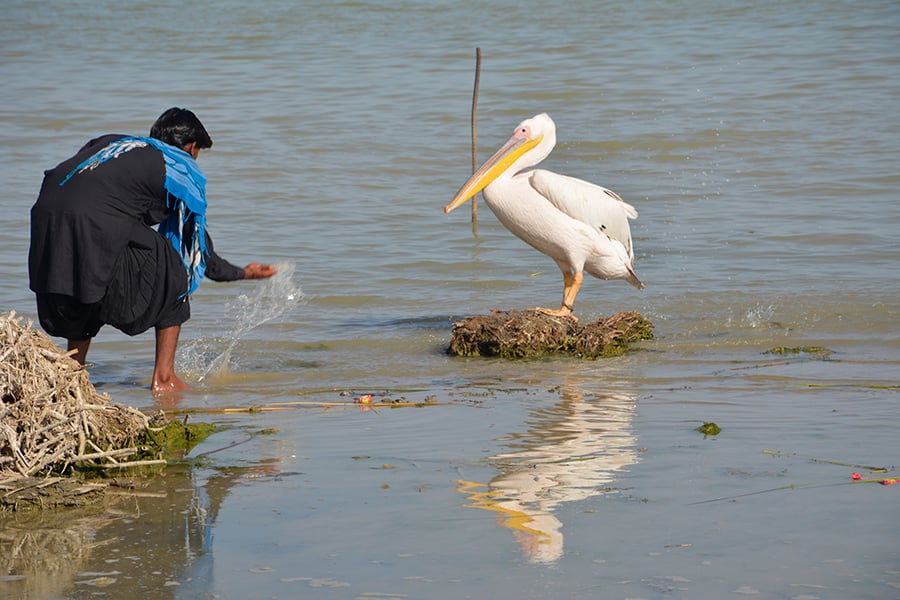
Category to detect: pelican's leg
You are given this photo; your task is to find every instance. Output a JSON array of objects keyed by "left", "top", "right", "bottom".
[
  {"left": 534, "top": 270, "right": 581, "bottom": 320},
  {"left": 562, "top": 271, "right": 584, "bottom": 311}
]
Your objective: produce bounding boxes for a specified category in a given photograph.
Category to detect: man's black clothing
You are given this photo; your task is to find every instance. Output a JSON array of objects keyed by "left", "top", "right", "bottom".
[{"left": 29, "top": 134, "right": 245, "bottom": 339}]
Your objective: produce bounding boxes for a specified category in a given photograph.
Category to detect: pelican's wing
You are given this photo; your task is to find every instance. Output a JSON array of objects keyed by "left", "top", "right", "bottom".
[{"left": 528, "top": 169, "right": 637, "bottom": 260}]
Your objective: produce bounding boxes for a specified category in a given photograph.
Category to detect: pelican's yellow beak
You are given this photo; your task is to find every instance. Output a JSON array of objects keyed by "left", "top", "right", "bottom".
[{"left": 444, "top": 133, "right": 543, "bottom": 214}]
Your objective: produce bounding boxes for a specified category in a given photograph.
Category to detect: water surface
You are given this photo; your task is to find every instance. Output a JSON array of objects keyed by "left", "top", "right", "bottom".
[{"left": 1, "top": 1, "right": 898, "bottom": 598}]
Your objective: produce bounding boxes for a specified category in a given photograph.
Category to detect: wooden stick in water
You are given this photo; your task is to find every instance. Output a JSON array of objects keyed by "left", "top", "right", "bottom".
[{"left": 471, "top": 47, "right": 482, "bottom": 235}]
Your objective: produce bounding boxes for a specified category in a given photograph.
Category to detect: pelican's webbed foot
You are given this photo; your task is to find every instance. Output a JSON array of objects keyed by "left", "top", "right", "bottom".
[{"left": 533, "top": 306, "right": 578, "bottom": 322}]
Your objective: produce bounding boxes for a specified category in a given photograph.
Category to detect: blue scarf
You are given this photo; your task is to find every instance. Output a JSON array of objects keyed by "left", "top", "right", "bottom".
[{"left": 60, "top": 135, "right": 208, "bottom": 296}]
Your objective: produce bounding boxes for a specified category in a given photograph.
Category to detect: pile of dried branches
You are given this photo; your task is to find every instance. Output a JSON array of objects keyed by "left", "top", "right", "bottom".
[
  {"left": 448, "top": 309, "right": 653, "bottom": 359},
  {"left": 0, "top": 311, "right": 154, "bottom": 483}
]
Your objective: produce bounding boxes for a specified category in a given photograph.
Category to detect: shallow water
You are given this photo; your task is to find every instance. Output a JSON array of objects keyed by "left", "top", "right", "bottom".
[{"left": 1, "top": 1, "right": 899, "bottom": 598}]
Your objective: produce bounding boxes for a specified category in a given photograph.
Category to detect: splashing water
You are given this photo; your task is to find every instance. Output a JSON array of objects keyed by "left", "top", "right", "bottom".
[{"left": 179, "top": 262, "right": 303, "bottom": 381}]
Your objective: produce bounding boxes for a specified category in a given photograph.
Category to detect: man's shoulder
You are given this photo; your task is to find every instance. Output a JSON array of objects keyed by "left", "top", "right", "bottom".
[
  {"left": 77, "top": 134, "right": 127, "bottom": 153},
  {"left": 79, "top": 134, "right": 163, "bottom": 154}
]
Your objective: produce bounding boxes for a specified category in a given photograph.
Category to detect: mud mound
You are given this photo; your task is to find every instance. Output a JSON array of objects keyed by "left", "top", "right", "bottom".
[{"left": 448, "top": 309, "right": 653, "bottom": 359}]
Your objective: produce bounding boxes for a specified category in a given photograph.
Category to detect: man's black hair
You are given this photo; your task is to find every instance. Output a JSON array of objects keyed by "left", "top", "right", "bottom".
[{"left": 149, "top": 107, "right": 213, "bottom": 149}]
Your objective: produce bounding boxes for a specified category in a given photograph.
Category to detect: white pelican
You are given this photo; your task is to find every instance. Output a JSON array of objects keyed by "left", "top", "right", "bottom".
[{"left": 444, "top": 113, "right": 643, "bottom": 318}]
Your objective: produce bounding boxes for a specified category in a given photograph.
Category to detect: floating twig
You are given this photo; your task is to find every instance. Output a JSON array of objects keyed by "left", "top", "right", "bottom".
[
  {"left": 692, "top": 452, "right": 897, "bottom": 504},
  {"left": 101, "top": 459, "right": 167, "bottom": 469},
  {"left": 762, "top": 449, "right": 891, "bottom": 473},
  {"left": 690, "top": 481, "right": 849, "bottom": 505},
  {"left": 194, "top": 435, "right": 254, "bottom": 458},
  {"left": 162, "top": 399, "right": 444, "bottom": 418}
]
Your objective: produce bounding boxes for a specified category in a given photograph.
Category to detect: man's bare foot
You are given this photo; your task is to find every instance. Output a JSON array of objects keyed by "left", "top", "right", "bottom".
[{"left": 151, "top": 373, "right": 190, "bottom": 393}]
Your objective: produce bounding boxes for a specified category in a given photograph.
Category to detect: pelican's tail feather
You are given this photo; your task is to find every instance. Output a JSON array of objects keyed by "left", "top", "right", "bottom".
[{"left": 626, "top": 264, "right": 644, "bottom": 290}]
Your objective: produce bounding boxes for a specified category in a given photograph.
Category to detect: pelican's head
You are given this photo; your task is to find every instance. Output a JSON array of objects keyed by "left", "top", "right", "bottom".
[{"left": 444, "top": 113, "right": 557, "bottom": 214}]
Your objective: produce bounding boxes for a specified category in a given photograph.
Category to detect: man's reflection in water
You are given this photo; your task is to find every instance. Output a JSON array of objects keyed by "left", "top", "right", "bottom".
[
  {"left": 0, "top": 459, "right": 281, "bottom": 600},
  {"left": 456, "top": 385, "right": 638, "bottom": 563}
]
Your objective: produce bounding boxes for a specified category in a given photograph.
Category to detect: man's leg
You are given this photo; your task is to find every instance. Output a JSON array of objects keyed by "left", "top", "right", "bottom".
[
  {"left": 67, "top": 339, "right": 91, "bottom": 365},
  {"left": 152, "top": 325, "right": 189, "bottom": 392},
  {"left": 36, "top": 293, "right": 99, "bottom": 365}
]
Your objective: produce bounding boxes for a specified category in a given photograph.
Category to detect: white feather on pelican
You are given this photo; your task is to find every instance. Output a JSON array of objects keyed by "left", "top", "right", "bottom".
[{"left": 444, "top": 113, "right": 643, "bottom": 318}]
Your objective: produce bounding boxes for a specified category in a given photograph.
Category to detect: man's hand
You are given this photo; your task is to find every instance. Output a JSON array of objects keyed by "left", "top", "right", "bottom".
[{"left": 243, "top": 263, "right": 277, "bottom": 279}]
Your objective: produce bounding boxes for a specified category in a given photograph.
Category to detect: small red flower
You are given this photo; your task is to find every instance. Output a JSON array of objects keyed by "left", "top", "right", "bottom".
[{"left": 850, "top": 472, "right": 862, "bottom": 480}]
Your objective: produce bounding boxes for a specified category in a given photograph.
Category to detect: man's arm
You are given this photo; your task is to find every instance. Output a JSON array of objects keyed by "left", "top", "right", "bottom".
[{"left": 204, "top": 230, "right": 276, "bottom": 281}]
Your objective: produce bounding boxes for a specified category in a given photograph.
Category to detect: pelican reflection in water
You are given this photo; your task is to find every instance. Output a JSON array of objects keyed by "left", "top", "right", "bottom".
[{"left": 456, "top": 387, "right": 638, "bottom": 564}]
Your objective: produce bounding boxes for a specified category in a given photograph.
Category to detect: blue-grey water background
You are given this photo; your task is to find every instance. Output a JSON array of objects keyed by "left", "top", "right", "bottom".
[{"left": 2, "top": 1, "right": 899, "bottom": 598}]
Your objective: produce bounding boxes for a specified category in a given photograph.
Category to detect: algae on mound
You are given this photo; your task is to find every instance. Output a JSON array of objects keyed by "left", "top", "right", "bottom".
[{"left": 138, "top": 416, "right": 218, "bottom": 461}]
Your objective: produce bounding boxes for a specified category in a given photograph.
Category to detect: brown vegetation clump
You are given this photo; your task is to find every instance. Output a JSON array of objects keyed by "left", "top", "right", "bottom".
[
  {"left": 0, "top": 311, "right": 151, "bottom": 483},
  {"left": 448, "top": 309, "right": 653, "bottom": 359}
]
